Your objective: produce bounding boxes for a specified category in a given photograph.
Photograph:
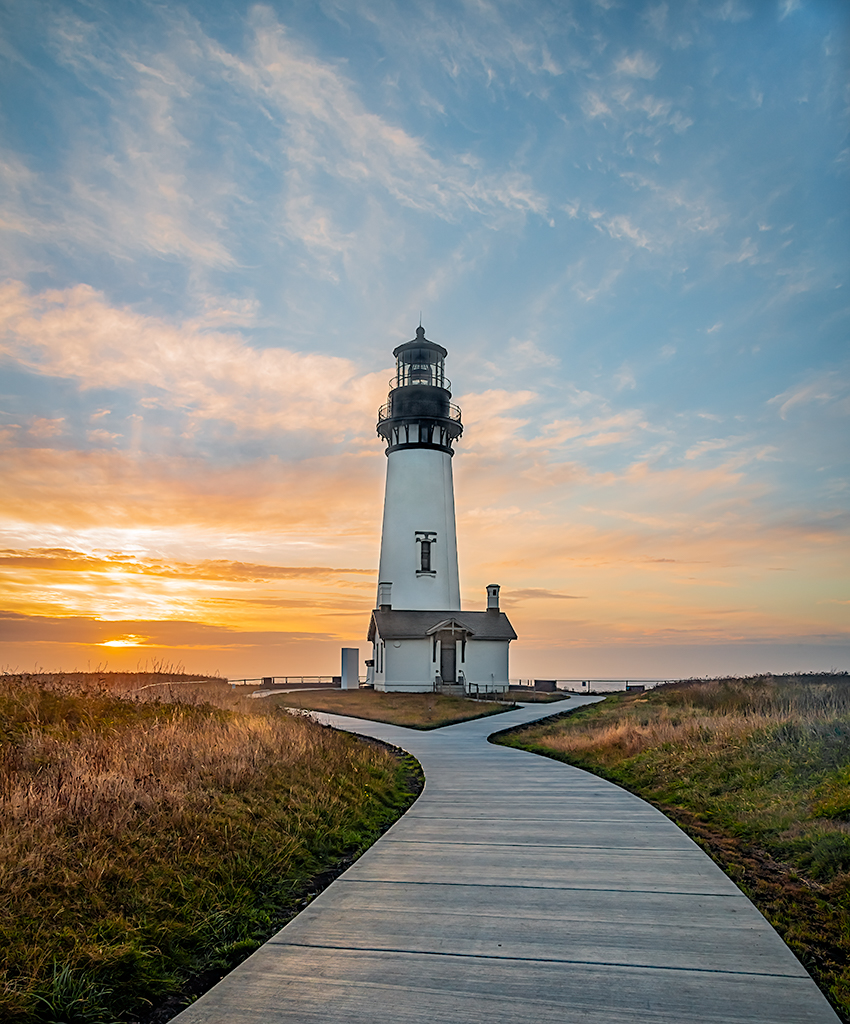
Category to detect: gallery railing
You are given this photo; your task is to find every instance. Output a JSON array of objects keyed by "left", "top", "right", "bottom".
[{"left": 377, "top": 401, "right": 462, "bottom": 424}]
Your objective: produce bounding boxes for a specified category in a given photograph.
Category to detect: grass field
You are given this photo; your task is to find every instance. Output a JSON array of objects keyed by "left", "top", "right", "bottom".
[
  {"left": 11, "top": 669, "right": 234, "bottom": 699},
  {"left": 268, "top": 688, "right": 518, "bottom": 728},
  {"left": 0, "top": 673, "right": 421, "bottom": 1023},
  {"left": 495, "top": 673, "right": 850, "bottom": 1022}
]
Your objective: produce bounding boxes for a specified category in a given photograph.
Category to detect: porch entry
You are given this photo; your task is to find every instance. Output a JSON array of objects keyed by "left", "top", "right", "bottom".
[{"left": 428, "top": 620, "right": 471, "bottom": 687}]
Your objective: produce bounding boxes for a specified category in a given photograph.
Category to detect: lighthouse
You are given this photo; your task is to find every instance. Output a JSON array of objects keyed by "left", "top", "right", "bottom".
[
  {"left": 367, "top": 326, "right": 516, "bottom": 694},
  {"left": 375, "top": 325, "right": 463, "bottom": 610}
]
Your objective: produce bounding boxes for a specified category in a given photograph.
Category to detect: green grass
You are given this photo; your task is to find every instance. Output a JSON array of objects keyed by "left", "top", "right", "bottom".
[
  {"left": 0, "top": 674, "right": 421, "bottom": 1022},
  {"left": 269, "top": 688, "right": 518, "bottom": 728},
  {"left": 495, "top": 673, "right": 850, "bottom": 1022}
]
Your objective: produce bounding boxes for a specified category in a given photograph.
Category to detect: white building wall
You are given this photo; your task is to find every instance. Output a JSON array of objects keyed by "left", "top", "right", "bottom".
[
  {"left": 463, "top": 640, "right": 511, "bottom": 692},
  {"left": 377, "top": 447, "right": 461, "bottom": 611},
  {"left": 375, "top": 638, "right": 433, "bottom": 692},
  {"left": 373, "top": 639, "right": 385, "bottom": 689}
]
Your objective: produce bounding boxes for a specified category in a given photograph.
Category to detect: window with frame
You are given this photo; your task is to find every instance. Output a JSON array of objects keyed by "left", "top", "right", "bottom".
[{"left": 415, "top": 531, "right": 437, "bottom": 575}]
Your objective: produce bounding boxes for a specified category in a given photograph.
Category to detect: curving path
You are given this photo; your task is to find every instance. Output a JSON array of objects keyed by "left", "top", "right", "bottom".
[{"left": 174, "top": 700, "right": 839, "bottom": 1023}]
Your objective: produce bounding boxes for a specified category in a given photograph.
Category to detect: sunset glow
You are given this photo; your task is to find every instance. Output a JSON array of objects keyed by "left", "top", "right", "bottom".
[
  {"left": 1, "top": 1, "right": 847, "bottom": 679},
  {"left": 99, "top": 636, "right": 148, "bottom": 649}
]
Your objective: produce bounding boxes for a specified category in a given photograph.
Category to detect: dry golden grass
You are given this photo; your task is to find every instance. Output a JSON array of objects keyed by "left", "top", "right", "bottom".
[
  {"left": 528, "top": 676, "right": 850, "bottom": 762},
  {"left": 15, "top": 669, "right": 233, "bottom": 702},
  {"left": 498, "top": 674, "right": 850, "bottom": 1021},
  {"left": 267, "top": 687, "right": 516, "bottom": 728},
  {"left": 0, "top": 673, "right": 419, "bottom": 1022}
]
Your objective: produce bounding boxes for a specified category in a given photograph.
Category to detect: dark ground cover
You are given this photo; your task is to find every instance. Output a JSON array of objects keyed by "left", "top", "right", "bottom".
[
  {"left": 0, "top": 674, "right": 421, "bottom": 1023},
  {"left": 494, "top": 673, "right": 850, "bottom": 1022}
]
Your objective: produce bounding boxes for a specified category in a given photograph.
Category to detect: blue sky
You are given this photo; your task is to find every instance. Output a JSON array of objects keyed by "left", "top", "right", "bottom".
[{"left": 0, "top": 0, "right": 847, "bottom": 678}]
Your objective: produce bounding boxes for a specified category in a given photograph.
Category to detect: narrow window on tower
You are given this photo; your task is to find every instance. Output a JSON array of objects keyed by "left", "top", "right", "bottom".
[{"left": 415, "top": 531, "right": 437, "bottom": 576}]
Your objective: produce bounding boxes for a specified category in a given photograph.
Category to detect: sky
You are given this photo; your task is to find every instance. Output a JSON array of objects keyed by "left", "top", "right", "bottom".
[{"left": 0, "top": 0, "right": 848, "bottom": 681}]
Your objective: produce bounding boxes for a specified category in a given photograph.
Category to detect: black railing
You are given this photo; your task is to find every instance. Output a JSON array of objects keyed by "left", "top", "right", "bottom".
[{"left": 378, "top": 402, "right": 462, "bottom": 423}]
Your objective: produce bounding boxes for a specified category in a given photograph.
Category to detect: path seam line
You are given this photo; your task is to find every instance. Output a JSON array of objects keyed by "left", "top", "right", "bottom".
[
  {"left": 266, "top": 942, "right": 807, "bottom": 979},
  {"left": 334, "top": 878, "right": 746, "bottom": 897}
]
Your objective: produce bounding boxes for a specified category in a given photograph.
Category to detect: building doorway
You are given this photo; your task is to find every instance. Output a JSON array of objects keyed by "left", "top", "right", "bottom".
[{"left": 440, "top": 642, "right": 456, "bottom": 683}]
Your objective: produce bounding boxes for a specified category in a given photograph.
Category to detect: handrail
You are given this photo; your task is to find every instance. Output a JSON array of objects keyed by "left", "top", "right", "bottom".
[
  {"left": 377, "top": 402, "right": 462, "bottom": 423},
  {"left": 509, "top": 678, "right": 671, "bottom": 692},
  {"left": 227, "top": 675, "right": 340, "bottom": 686}
]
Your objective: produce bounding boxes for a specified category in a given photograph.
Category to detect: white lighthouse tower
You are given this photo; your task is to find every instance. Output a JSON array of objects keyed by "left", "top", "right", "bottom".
[
  {"left": 368, "top": 326, "right": 516, "bottom": 694},
  {"left": 376, "top": 325, "right": 463, "bottom": 611}
]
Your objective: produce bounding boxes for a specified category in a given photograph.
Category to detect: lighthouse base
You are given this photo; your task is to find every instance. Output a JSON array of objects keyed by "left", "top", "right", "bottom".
[{"left": 367, "top": 608, "right": 517, "bottom": 695}]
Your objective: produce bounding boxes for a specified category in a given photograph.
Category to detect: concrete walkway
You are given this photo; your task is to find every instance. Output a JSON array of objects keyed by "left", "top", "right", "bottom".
[{"left": 174, "top": 700, "right": 840, "bottom": 1023}]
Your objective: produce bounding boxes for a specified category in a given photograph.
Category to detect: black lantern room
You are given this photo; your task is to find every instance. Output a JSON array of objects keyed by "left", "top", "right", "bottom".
[{"left": 377, "top": 326, "right": 463, "bottom": 455}]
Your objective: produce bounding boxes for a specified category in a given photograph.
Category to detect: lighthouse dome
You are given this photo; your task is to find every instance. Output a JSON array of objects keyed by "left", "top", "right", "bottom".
[{"left": 392, "top": 325, "right": 449, "bottom": 390}]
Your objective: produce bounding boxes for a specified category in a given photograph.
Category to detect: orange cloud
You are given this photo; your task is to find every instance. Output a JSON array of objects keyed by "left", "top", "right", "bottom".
[{"left": 0, "top": 549, "right": 374, "bottom": 581}]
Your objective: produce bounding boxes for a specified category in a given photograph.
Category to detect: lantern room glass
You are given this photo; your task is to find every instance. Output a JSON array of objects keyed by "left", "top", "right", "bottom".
[{"left": 394, "top": 346, "right": 448, "bottom": 391}]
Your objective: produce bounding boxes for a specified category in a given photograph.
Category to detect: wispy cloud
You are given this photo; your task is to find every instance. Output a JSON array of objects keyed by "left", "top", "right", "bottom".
[
  {"left": 768, "top": 371, "right": 849, "bottom": 420},
  {"left": 684, "top": 436, "right": 745, "bottom": 460},
  {"left": 613, "top": 364, "right": 637, "bottom": 390},
  {"left": 1, "top": 2, "right": 547, "bottom": 295},
  {"left": 614, "top": 52, "right": 661, "bottom": 80},
  {"left": 1, "top": 24, "right": 237, "bottom": 271},
  {"left": 27, "top": 417, "right": 65, "bottom": 438},
  {"left": 706, "top": 1, "right": 753, "bottom": 23},
  {"left": 603, "top": 214, "right": 651, "bottom": 249},
  {"left": 224, "top": 9, "right": 547, "bottom": 229},
  {"left": 0, "top": 548, "right": 373, "bottom": 581}
]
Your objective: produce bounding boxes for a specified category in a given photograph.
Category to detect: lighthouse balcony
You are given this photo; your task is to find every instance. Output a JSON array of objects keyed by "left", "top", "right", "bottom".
[
  {"left": 376, "top": 395, "right": 458, "bottom": 419},
  {"left": 378, "top": 395, "right": 462, "bottom": 425}
]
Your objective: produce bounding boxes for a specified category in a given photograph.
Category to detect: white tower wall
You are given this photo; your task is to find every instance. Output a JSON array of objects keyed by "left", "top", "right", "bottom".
[{"left": 377, "top": 447, "right": 460, "bottom": 611}]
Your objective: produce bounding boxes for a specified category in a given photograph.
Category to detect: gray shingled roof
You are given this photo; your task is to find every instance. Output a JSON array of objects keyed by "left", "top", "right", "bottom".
[{"left": 368, "top": 609, "right": 517, "bottom": 642}]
